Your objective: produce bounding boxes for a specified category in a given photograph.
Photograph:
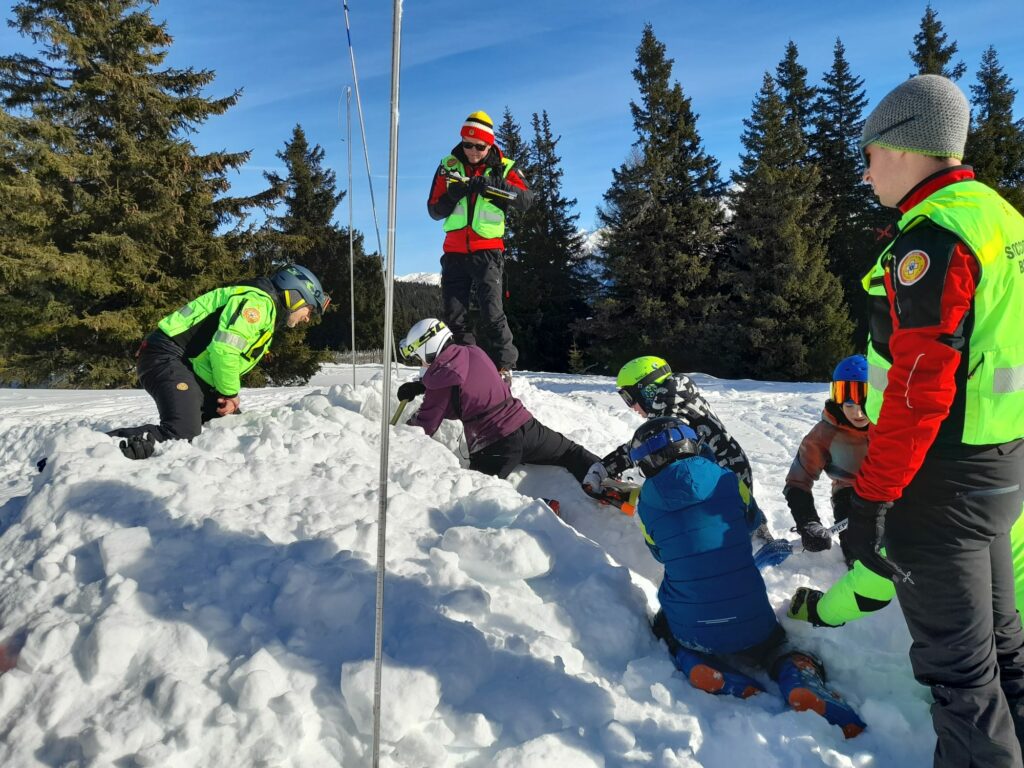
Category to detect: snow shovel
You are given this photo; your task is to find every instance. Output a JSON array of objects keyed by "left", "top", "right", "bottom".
[
  {"left": 754, "top": 519, "right": 849, "bottom": 570},
  {"left": 389, "top": 400, "right": 409, "bottom": 426}
]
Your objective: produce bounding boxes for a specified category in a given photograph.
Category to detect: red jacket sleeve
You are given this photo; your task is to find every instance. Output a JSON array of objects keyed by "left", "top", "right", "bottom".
[
  {"left": 487, "top": 167, "right": 534, "bottom": 213},
  {"left": 855, "top": 238, "right": 979, "bottom": 501}
]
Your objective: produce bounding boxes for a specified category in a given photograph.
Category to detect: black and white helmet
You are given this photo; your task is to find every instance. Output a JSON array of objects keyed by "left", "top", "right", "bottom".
[{"left": 399, "top": 318, "right": 453, "bottom": 365}]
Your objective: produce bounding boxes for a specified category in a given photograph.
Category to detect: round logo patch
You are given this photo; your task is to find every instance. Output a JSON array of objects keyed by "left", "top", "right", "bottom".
[
  {"left": 176, "top": 382, "right": 189, "bottom": 391},
  {"left": 445, "top": 158, "right": 458, "bottom": 168},
  {"left": 897, "top": 250, "right": 930, "bottom": 286},
  {"left": 243, "top": 307, "right": 261, "bottom": 324}
]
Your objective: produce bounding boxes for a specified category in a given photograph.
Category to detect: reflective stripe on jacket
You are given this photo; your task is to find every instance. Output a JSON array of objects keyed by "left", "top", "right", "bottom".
[
  {"left": 156, "top": 281, "right": 279, "bottom": 396},
  {"left": 440, "top": 154, "right": 514, "bottom": 240}
]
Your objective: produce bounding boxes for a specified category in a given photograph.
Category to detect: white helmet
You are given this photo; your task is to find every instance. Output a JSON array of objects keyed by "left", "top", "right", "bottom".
[{"left": 399, "top": 318, "right": 453, "bottom": 364}]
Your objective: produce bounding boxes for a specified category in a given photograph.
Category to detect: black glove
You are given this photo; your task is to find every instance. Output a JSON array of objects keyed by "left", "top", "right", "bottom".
[
  {"left": 799, "top": 522, "right": 833, "bottom": 552},
  {"left": 785, "top": 488, "right": 830, "bottom": 551},
  {"left": 120, "top": 433, "right": 156, "bottom": 461},
  {"left": 444, "top": 181, "right": 469, "bottom": 201},
  {"left": 466, "top": 175, "right": 488, "bottom": 195},
  {"left": 788, "top": 587, "right": 843, "bottom": 627},
  {"left": 397, "top": 381, "right": 426, "bottom": 401},
  {"left": 845, "top": 491, "right": 912, "bottom": 583}
]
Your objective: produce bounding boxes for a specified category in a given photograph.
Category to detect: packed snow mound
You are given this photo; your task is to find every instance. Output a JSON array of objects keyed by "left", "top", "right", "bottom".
[{"left": 0, "top": 367, "right": 936, "bottom": 766}]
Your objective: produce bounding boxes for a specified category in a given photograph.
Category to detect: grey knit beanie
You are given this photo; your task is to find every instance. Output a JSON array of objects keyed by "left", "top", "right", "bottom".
[{"left": 860, "top": 74, "right": 970, "bottom": 159}]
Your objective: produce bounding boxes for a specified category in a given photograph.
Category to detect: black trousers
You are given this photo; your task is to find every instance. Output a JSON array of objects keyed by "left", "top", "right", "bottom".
[
  {"left": 885, "top": 440, "right": 1024, "bottom": 768},
  {"left": 110, "top": 347, "right": 221, "bottom": 442},
  {"left": 441, "top": 249, "right": 518, "bottom": 370},
  {"left": 468, "top": 417, "right": 598, "bottom": 482}
]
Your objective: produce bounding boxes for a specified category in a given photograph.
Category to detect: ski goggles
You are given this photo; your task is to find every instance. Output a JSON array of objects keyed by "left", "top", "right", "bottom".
[
  {"left": 628, "top": 423, "right": 699, "bottom": 464},
  {"left": 617, "top": 365, "right": 672, "bottom": 408},
  {"left": 831, "top": 379, "right": 867, "bottom": 406}
]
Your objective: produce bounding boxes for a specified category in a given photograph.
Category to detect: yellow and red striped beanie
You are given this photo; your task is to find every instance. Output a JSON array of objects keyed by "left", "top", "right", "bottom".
[{"left": 460, "top": 110, "right": 494, "bottom": 146}]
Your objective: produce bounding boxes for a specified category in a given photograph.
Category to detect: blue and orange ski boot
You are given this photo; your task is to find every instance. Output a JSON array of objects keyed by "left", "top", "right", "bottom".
[
  {"left": 671, "top": 646, "right": 764, "bottom": 699},
  {"left": 773, "top": 651, "right": 866, "bottom": 738},
  {"left": 652, "top": 610, "right": 763, "bottom": 698}
]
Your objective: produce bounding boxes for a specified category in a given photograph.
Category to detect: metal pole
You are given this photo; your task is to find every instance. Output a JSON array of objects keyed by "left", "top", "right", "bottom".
[
  {"left": 342, "top": 0, "right": 400, "bottom": 369},
  {"left": 347, "top": 86, "right": 356, "bottom": 386},
  {"left": 373, "top": 0, "right": 402, "bottom": 764}
]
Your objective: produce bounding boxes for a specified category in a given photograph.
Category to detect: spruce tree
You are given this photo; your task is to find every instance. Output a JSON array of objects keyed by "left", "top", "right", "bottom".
[
  {"left": 591, "top": 24, "right": 725, "bottom": 373},
  {"left": 494, "top": 107, "right": 533, "bottom": 278},
  {"left": 966, "top": 46, "right": 1024, "bottom": 213},
  {"left": 909, "top": 3, "right": 966, "bottom": 80},
  {"left": 250, "top": 124, "right": 363, "bottom": 385},
  {"left": 809, "top": 38, "right": 890, "bottom": 338},
  {"left": 775, "top": 41, "right": 817, "bottom": 136},
  {"left": 502, "top": 110, "right": 593, "bottom": 372},
  {"left": 0, "top": 0, "right": 260, "bottom": 387},
  {"left": 723, "top": 73, "right": 852, "bottom": 380}
]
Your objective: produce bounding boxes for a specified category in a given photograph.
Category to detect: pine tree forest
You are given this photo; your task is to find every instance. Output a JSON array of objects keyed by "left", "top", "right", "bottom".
[{"left": 1, "top": 1, "right": 1020, "bottom": 387}]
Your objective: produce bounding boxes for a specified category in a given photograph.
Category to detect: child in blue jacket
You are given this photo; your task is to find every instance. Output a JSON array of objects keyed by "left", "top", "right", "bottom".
[{"left": 631, "top": 417, "right": 865, "bottom": 738}]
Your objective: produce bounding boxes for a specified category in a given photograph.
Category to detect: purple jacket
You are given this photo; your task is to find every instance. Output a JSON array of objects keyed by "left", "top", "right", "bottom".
[{"left": 408, "top": 344, "right": 531, "bottom": 452}]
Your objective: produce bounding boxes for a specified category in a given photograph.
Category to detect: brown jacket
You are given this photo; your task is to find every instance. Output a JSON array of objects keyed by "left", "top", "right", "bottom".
[{"left": 785, "top": 402, "right": 869, "bottom": 497}]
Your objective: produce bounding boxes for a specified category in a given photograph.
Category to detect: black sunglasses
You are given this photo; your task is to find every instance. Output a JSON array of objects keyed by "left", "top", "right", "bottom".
[{"left": 462, "top": 141, "right": 488, "bottom": 151}]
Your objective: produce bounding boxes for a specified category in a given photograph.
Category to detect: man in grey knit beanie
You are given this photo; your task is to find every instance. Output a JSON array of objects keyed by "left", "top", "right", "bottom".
[
  {"left": 860, "top": 73, "right": 970, "bottom": 159},
  {"left": 843, "top": 72, "right": 1024, "bottom": 768},
  {"left": 859, "top": 74, "right": 970, "bottom": 207}
]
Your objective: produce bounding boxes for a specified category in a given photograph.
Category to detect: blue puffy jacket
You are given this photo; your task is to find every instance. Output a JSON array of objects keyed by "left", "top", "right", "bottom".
[{"left": 637, "top": 454, "right": 780, "bottom": 654}]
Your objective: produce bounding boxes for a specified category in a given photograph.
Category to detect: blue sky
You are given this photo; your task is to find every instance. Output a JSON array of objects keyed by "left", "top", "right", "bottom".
[{"left": 3, "top": 0, "right": 1023, "bottom": 274}]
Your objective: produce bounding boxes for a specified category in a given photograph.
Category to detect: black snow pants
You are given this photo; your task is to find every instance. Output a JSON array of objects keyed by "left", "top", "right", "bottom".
[
  {"left": 468, "top": 417, "right": 598, "bottom": 482},
  {"left": 110, "top": 336, "right": 221, "bottom": 443},
  {"left": 441, "top": 249, "right": 518, "bottom": 370},
  {"left": 884, "top": 439, "right": 1024, "bottom": 768}
]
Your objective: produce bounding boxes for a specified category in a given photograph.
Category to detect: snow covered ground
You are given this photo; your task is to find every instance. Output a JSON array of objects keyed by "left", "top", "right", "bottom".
[{"left": 0, "top": 365, "right": 936, "bottom": 767}]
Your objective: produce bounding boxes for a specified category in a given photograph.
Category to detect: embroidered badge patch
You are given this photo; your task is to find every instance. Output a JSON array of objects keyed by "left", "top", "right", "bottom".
[
  {"left": 243, "top": 307, "right": 261, "bottom": 324},
  {"left": 897, "top": 250, "right": 930, "bottom": 286},
  {"left": 445, "top": 158, "right": 458, "bottom": 168},
  {"left": 176, "top": 382, "right": 189, "bottom": 391}
]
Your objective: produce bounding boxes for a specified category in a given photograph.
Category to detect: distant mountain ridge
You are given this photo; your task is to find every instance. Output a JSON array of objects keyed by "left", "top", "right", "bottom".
[{"left": 396, "top": 272, "right": 441, "bottom": 286}]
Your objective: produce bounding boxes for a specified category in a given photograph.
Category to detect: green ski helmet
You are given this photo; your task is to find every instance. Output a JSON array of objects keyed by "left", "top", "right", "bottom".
[{"left": 616, "top": 356, "right": 672, "bottom": 409}]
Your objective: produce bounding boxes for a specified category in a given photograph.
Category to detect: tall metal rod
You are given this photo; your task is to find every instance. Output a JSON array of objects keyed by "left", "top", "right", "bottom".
[
  {"left": 347, "top": 86, "right": 356, "bottom": 386},
  {"left": 341, "top": 0, "right": 399, "bottom": 369},
  {"left": 372, "top": 0, "right": 402, "bottom": 764}
]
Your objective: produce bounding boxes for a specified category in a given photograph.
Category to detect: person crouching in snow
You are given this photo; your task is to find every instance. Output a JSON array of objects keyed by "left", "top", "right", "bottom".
[
  {"left": 585, "top": 355, "right": 772, "bottom": 541},
  {"left": 396, "top": 318, "right": 598, "bottom": 481},
  {"left": 631, "top": 416, "right": 866, "bottom": 738},
  {"left": 108, "top": 264, "right": 328, "bottom": 460},
  {"left": 784, "top": 355, "right": 871, "bottom": 566}
]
